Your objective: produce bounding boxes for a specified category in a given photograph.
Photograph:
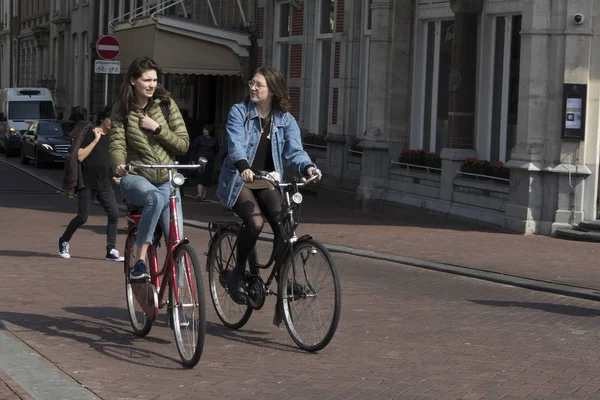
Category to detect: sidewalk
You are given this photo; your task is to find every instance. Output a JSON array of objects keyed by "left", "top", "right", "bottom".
[{"left": 180, "top": 185, "right": 600, "bottom": 293}]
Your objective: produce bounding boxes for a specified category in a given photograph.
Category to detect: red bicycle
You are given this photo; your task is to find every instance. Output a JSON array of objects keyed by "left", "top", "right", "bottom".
[{"left": 123, "top": 160, "right": 206, "bottom": 368}]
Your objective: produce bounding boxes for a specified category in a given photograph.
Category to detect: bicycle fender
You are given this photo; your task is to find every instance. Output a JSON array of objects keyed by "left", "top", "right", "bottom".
[
  {"left": 296, "top": 234, "right": 313, "bottom": 243},
  {"left": 280, "top": 235, "right": 314, "bottom": 261},
  {"left": 173, "top": 238, "right": 191, "bottom": 253}
]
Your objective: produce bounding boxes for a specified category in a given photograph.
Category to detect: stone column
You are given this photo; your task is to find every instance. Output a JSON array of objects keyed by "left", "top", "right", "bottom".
[{"left": 357, "top": 0, "right": 393, "bottom": 209}]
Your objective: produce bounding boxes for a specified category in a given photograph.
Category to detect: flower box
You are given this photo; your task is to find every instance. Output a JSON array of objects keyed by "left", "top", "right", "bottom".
[
  {"left": 397, "top": 149, "right": 441, "bottom": 173},
  {"left": 461, "top": 158, "right": 510, "bottom": 182},
  {"left": 303, "top": 133, "right": 327, "bottom": 147}
]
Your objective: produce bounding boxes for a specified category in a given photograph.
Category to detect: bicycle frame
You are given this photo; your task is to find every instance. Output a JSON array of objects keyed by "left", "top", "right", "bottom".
[
  {"left": 125, "top": 162, "right": 205, "bottom": 315},
  {"left": 208, "top": 171, "right": 320, "bottom": 291}
]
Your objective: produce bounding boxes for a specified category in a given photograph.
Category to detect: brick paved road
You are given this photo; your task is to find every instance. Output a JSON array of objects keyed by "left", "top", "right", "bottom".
[{"left": 2, "top": 163, "right": 600, "bottom": 399}]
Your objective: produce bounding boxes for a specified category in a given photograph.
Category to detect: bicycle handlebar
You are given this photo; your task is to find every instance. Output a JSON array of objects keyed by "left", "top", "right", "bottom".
[
  {"left": 253, "top": 168, "right": 321, "bottom": 188},
  {"left": 127, "top": 158, "right": 207, "bottom": 170}
]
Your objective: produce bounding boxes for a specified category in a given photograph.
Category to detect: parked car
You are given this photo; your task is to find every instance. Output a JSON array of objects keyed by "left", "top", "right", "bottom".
[
  {"left": 0, "top": 88, "right": 57, "bottom": 156},
  {"left": 20, "top": 120, "right": 76, "bottom": 168}
]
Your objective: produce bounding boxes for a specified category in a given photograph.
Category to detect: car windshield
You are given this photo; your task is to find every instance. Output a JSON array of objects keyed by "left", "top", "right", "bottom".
[
  {"left": 9, "top": 101, "right": 56, "bottom": 120},
  {"left": 37, "top": 122, "right": 74, "bottom": 137}
]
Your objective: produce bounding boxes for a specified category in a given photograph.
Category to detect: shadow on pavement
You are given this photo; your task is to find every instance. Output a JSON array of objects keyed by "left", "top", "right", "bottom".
[
  {"left": 0, "top": 310, "right": 187, "bottom": 369},
  {"left": 66, "top": 306, "right": 301, "bottom": 354},
  {"left": 0, "top": 249, "right": 61, "bottom": 258},
  {"left": 204, "top": 321, "right": 302, "bottom": 354},
  {"left": 0, "top": 249, "right": 106, "bottom": 261},
  {"left": 469, "top": 300, "right": 600, "bottom": 317}
]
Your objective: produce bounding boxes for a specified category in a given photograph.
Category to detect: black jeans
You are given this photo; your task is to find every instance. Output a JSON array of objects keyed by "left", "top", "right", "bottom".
[{"left": 61, "top": 186, "right": 119, "bottom": 251}]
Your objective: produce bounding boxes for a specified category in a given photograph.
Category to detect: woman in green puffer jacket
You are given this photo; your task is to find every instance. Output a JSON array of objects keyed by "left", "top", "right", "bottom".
[{"left": 109, "top": 57, "right": 190, "bottom": 280}]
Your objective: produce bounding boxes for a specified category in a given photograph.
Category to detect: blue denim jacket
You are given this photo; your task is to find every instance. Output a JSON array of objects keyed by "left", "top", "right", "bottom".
[{"left": 216, "top": 101, "right": 315, "bottom": 208}]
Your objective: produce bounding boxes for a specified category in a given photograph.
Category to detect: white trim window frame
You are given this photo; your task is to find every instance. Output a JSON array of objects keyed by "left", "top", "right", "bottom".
[
  {"left": 410, "top": 18, "right": 454, "bottom": 152},
  {"left": 309, "top": 0, "right": 335, "bottom": 135},
  {"left": 476, "top": 13, "right": 521, "bottom": 163},
  {"left": 273, "top": 0, "right": 291, "bottom": 80},
  {"left": 357, "top": 0, "right": 371, "bottom": 138}
]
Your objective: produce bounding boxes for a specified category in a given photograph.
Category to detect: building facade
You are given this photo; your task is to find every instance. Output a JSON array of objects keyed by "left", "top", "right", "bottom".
[{"left": 1, "top": 0, "right": 598, "bottom": 236}]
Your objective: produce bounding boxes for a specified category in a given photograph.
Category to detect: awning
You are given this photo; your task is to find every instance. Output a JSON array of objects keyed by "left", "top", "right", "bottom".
[{"left": 114, "top": 17, "right": 250, "bottom": 76}]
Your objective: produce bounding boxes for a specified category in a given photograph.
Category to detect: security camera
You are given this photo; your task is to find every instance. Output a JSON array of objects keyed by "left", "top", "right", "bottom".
[{"left": 573, "top": 13, "right": 585, "bottom": 25}]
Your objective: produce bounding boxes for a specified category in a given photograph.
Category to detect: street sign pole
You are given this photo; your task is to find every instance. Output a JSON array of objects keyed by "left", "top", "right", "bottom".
[
  {"left": 104, "top": 75, "right": 108, "bottom": 107},
  {"left": 96, "top": 35, "right": 121, "bottom": 108}
]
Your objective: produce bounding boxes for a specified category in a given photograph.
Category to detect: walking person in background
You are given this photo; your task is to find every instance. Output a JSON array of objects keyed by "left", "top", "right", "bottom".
[
  {"left": 217, "top": 66, "right": 322, "bottom": 304},
  {"left": 58, "top": 111, "right": 124, "bottom": 261},
  {"left": 189, "top": 124, "right": 219, "bottom": 201},
  {"left": 110, "top": 57, "right": 189, "bottom": 280},
  {"left": 69, "top": 106, "right": 85, "bottom": 122}
]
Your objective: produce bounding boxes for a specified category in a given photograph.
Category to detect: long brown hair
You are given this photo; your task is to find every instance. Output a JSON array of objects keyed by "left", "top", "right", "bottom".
[
  {"left": 117, "top": 57, "right": 171, "bottom": 119},
  {"left": 246, "top": 66, "right": 289, "bottom": 113}
]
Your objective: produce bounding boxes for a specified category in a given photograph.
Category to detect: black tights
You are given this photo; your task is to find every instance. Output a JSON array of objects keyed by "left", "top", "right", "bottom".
[{"left": 232, "top": 186, "right": 282, "bottom": 271}]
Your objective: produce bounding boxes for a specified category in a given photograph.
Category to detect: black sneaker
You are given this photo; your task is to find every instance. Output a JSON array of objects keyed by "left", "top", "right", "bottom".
[
  {"left": 130, "top": 260, "right": 150, "bottom": 280},
  {"left": 105, "top": 248, "right": 124, "bottom": 262},
  {"left": 226, "top": 269, "right": 247, "bottom": 305},
  {"left": 58, "top": 237, "right": 70, "bottom": 259}
]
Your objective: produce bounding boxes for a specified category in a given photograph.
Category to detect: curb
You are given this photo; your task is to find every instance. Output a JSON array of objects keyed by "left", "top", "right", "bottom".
[{"left": 4, "top": 158, "right": 600, "bottom": 303}]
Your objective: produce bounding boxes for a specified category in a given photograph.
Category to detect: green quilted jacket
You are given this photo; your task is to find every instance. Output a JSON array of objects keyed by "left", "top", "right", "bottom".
[{"left": 109, "top": 97, "right": 189, "bottom": 184}]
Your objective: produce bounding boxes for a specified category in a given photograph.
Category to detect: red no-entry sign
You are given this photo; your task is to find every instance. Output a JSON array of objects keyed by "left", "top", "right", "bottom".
[{"left": 96, "top": 35, "right": 120, "bottom": 60}]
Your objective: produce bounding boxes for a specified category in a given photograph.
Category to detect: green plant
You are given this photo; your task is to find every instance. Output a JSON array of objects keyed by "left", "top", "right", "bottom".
[
  {"left": 399, "top": 148, "right": 426, "bottom": 165},
  {"left": 461, "top": 158, "right": 510, "bottom": 180},
  {"left": 305, "top": 133, "right": 327, "bottom": 146}
]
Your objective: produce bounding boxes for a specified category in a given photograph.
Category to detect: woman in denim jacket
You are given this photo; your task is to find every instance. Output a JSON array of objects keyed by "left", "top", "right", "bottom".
[{"left": 217, "top": 66, "right": 322, "bottom": 304}]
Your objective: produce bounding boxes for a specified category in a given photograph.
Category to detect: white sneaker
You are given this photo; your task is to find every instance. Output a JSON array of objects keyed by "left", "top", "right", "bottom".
[
  {"left": 105, "top": 248, "right": 124, "bottom": 262},
  {"left": 58, "top": 238, "right": 70, "bottom": 259}
]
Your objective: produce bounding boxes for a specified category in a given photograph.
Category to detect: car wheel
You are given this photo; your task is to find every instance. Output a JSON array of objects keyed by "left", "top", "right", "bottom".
[
  {"left": 4, "top": 138, "right": 15, "bottom": 157},
  {"left": 34, "top": 149, "right": 43, "bottom": 168},
  {"left": 20, "top": 148, "right": 28, "bottom": 165}
]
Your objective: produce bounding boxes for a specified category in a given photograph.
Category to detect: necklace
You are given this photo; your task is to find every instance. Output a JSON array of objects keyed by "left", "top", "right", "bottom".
[{"left": 259, "top": 113, "right": 272, "bottom": 139}]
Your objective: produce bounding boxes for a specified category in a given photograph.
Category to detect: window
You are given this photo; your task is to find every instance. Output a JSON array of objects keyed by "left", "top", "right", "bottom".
[
  {"left": 319, "top": 0, "right": 334, "bottom": 34},
  {"left": 9, "top": 101, "right": 56, "bottom": 120},
  {"left": 489, "top": 15, "right": 521, "bottom": 162},
  {"left": 73, "top": 33, "right": 78, "bottom": 58},
  {"left": 357, "top": 0, "right": 372, "bottom": 137},
  {"left": 82, "top": 31, "right": 88, "bottom": 57},
  {"left": 414, "top": 20, "right": 453, "bottom": 152},
  {"left": 274, "top": 1, "right": 291, "bottom": 79},
  {"left": 310, "top": 0, "right": 335, "bottom": 135},
  {"left": 422, "top": 21, "right": 454, "bottom": 151}
]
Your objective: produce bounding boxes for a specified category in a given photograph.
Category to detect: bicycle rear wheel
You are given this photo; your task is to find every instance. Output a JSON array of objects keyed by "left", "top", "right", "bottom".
[
  {"left": 124, "top": 228, "right": 154, "bottom": 337},
  {"left": 279, "top": 239, "right": 341, "bottom": 352},
  {"left": 207, "top": 228, "right": 252, "bottom": 329}
]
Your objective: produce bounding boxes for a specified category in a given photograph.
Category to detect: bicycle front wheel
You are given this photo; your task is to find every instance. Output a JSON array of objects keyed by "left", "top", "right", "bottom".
[
  {"left": 171, "top": 243, "right": 206, "bottom": 368},
  {"left": 279, "top": 239, "right": 341, "bottom": 352},
  {"left": 124, "top": 228, "right": 153, "bottom": 337},
  {"left": 207, "top": 228, "right": 252, "bottom": 329}
]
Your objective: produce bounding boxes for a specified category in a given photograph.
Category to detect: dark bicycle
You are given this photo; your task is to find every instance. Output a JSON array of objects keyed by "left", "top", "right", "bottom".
[{"left": 206, "top": 170, "right": 342, "bottom": 351}]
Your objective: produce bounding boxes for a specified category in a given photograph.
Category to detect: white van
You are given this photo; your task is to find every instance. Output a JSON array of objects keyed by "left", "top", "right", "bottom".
[{"left": 0, "top": 88, "right": 57, "bottom": 156}]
